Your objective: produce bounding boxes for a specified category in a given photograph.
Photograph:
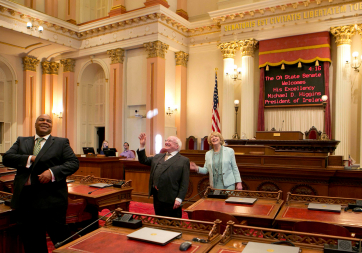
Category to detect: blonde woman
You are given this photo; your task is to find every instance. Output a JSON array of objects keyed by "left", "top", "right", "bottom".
[
  {"left": 99, "top": 140, "right": 109, "bottom": 155},
  {"left": 190, "top": 132, "right": 242, "bottom": 190}
]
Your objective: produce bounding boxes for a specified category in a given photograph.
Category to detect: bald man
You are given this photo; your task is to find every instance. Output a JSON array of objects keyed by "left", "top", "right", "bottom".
[
  {"left": 3, "top": 114, "right": 79, "bottom": 252},
  {"left": 137, "top": 133, "right": 189, "bottom": 218}
]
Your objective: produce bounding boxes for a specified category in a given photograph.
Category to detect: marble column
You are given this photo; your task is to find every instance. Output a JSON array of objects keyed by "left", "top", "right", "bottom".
[
  {"left": 175, "top": 51, "right": 189, "bottom": 149},
  {"left": 22, "top": 56, "right": 39, "bottom": 136},
  {"left": 24, "top": 0, "right": 36, "bottom": 9},
  {"left": 176, "top": 0, "right": 188, "bottom": 20},
  {"left": 41, "top": 61, "right": 59, "bottom": 135},
  {"left": 60, "top": 59, "right": 76, "bottom": 149},
  {"left": 107, "top": 48, "right": 125, "bottom": 152},
  {"left": 239, "top": 39, "right": 258, "bottom": 139},
  {"left": 65, "top": 0, "right": 76, "bottom": 24},
  {"left": 144, "top": 41, "right": 169, "bottom": 154},
  {"left": 45, "top": 0, "right": 58, "bottom": 17},
  {"left": 144, "top": 0, "right": 170, "bottom": 8},
  {"left": 331, "top": 25, "right": 355, "bottom": 159},
  {"left": 109, "top": 0, "right": 126, "bottom": 17},
  {"left": 217, "top": 41, "right": 239, "bottom": 138}
]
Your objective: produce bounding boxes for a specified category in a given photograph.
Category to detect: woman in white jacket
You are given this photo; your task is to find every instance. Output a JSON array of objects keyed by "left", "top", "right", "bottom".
[{"left": 190, "top": 132, "right": 242, "bottom": 190}]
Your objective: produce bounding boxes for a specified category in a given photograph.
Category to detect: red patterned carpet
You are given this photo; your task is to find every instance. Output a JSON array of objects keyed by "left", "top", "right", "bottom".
[{"left": 47, "top": 201, "right": 189, "bottom": 252}]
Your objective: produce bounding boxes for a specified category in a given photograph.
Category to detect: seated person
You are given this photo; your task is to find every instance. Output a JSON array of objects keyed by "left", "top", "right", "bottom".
[
  {"left": 120, "top": 142, "right": 135, "bottom": 158},
  {"left": 99, "top": 140, "right": 108, "bottom": 155}
]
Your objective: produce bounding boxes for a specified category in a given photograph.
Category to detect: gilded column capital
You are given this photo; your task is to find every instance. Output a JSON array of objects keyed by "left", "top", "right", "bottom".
[
  {"left": 330, "top": 25, "right": 356, "bottom": 46},
  {"left": 238, "top": 39, "right": 258, "bottom": 57},
  {"left": 355, "top": 24, "right": 362, "bottom": 36},
  {"left": 217, "top": 41, "right": 239, "bottom": 59},
  {"left": 144, "top": 41, "right": 169, "bottom": 59},
  {"left": 60, "top": 59, "right": 75, "bottom": 72},
  {"left": 107, "top": 48, "right": 125, "bottom": 64},
  {"left": 175, "top": 51, "right": 189, "bottom": 67},
  {"left": 22, "top": 56, "right": 39, "bottom": 71},
  {"left": 41, "top": 61, "right": 59, "bottom": 75}
]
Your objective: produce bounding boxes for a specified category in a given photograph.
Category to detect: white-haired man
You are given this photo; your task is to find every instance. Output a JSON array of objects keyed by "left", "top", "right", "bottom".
[{"left": 137, "top": 133, "right": 189, "bottom": 218}]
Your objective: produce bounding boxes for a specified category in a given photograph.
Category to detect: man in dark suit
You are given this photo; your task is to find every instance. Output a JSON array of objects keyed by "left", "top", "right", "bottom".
[
  {"left": 3, "top": 114, "right": 79, "bottom": 252},
  {"left": 137, "top": 133, "right": 189, "bottom": 218}
]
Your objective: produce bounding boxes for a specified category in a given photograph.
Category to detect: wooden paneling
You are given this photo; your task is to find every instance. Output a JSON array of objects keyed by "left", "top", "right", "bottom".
[
  {"left": 77, "top": 156, "right": 124, "bottom": 179},
  {"left": 120, "top": 152, "right": 361, "bottom": 206}
]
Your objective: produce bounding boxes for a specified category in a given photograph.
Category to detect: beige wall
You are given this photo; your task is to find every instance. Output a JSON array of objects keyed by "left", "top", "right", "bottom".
[
  {"left": 350, "top": 34, "right": 362, "bottom": 163},
  {"left": 187, "top": 0, "right": 218, "bottom": 21},
  {"left": 187, "top": 44, "right": 223, "bottom": 148},
  {"left": 125, "top": 48, "right": 148, "bottom": 153},
  {"left": 125, "top": 0, "right": 144, "bottom": 11}
]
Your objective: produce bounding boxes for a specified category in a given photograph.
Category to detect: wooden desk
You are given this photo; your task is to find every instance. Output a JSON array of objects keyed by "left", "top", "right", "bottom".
[
  {"left": 275, "top": 193, "right": 362, "bottom": 238},
  {"left": 210, "top": 222, "right": 360, "bottom": 253},
  {"left": 67, "top": 175, "right": 133, "bottom": 212},
  {"left": 76, "top": 156, "right": 129, "bottom": 179},
  {"left": 0, "top": 167, "right": 16, "bottom": 176},
  {"left": 0, "top": 191, "right": 23, "bottom": 253},
  {"left": 185, "top": 189, "right": 283, "bottom": 228},
  {"left": 54, "top": 209, "right": 222, "bottom": 253},
  {"left": 0, "top": 174, "right": 15, "bottom": 192},
  {"left": 225, "top": 139, "right": 340, "bottom": 155},
  {"left": 256, "top": 131, "right": 304, "bottom": 140}
]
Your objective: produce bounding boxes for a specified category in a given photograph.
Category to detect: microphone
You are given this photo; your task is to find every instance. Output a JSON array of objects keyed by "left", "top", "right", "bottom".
[
  {"left": 180, "top": 188, "right": 208, "bottom": 207},
  {"left": 281, "top": 120, "right": 284, "bottom": 131},
  {"left": 54, "top": 210, "right": 114, "bottom": 248},
  {"left": 88, "top": 188, "right": 102, "bottom": 194}
]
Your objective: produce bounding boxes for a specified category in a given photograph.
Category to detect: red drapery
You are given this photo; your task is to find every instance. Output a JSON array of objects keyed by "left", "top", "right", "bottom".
[
  {"left": 324, "top": 61, "right": 332, "bottom": 139},
  {"left": 259, "top": 32, "right": 331, "bottom": 67},
  {"left": 257, "top": 68, "right": 265, "bottom": 131},
  {"left": 257, "top": 32, "right": 332, "bottom": 135}
]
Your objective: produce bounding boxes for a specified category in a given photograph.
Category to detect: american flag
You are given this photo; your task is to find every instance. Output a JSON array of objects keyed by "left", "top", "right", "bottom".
[{"left": 212, "top": 71, "right": 221, "bottom": 133}]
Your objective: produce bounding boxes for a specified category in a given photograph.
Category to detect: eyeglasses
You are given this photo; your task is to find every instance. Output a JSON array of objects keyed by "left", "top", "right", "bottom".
[
  {"left": 165, "top": 139, "right": 177, "bottom": 144},
  {"left": 192, "top": 238, "right": 207, "bottom": 243}
]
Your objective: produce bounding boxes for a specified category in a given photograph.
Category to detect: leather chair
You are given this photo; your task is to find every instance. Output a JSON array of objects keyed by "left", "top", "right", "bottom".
[
  {"left": 131, "top": 150, "right": 136, "bottom": 157},
  {"left": 305, "top": 126, "right": 322, "bottom": 140},
  {"left": 293, "top": 221, "right": 353, "bottom": 237},
  {"left": 186, "top": 136, "right": 197, "bottom": 150},
  {"left": 200, "top": 136, "right": 211, "bottom": 150}
]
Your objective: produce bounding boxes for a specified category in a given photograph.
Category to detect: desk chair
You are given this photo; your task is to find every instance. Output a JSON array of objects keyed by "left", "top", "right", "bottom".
[
  {"left": 191, "top": 210, "right": 245, "bottom": 233},
  {"left": 131, "top": 150, "right": 136, "bottom": 157},
  {"left": 186, "top": 136, "right": 197, "bottom": 150},
  {"left": 201, "top": 136, "right": 211, "bottom": 150},
  {"left": 305, "top": 126, "right": 322, "bottom": 140},
  {"left": 293, "top": 221, "right": 353, "bottom": 237}
]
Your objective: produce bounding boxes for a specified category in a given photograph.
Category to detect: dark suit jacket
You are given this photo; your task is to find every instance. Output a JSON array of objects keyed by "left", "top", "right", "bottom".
[
  {"left": 137, "top": 149, "right": 189, "bottom": 204},
  {"left": 3, "top": 135, "right": 79, "bottom": 210}
]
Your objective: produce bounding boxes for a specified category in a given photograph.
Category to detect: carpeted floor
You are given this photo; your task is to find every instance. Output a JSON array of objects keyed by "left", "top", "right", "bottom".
[{"left": 47, "top": 201, "right": 189, "bottom": 252}]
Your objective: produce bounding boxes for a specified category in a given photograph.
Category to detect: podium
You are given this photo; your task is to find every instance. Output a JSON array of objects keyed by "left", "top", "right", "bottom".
[{"left": 256, "top": 131, "right": 303, "bottom": 140}]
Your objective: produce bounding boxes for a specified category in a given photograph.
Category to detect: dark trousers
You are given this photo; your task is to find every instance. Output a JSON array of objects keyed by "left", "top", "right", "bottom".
[
  {"left": 152, "top": 188, "right": 182, "bottom": 218},
  {"left": 16, "top": 186, "right": 69, "bottom": 253}
]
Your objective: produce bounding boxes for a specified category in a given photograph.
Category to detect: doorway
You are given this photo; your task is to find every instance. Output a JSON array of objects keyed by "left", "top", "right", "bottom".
[{"left": 96, "top": 127, "right": 105, "bottom": 154}]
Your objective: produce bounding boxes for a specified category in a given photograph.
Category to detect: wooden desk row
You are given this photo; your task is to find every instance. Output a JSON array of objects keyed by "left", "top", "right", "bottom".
[
  {"left": 121, "top": 152, "right": 362, "bottom": 205},
  {"left": 54, "top": 208, "right": 361, "bottom": 253},
  {"left": 185, "top": 189, "right": 362, "bottom": 238},
  {"left": 0, "top": 175, "right": 133, "bottom": 253}
]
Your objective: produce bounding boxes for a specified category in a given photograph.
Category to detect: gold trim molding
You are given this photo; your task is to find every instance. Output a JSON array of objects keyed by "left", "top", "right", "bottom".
[
  {"left": 107, "top": 48, "right": 125, "bottom": 64},
  {"left": 238, "top": 39, "right": 258, "bottom": 57},
  {"left": 41, "top": 61, "right": 59, "bottom": 75},
  {"left": 175, "top": 51, "right": 189, "bottom": 67},
  {"left": 60, "top": 58, "right": 75, "bottom": 72},
  {"left": 217, "top": 41, "right": 239, "bottom": 59},
  {"left": 22, "top": 56, "right": 39, "bottom": 72},
  {"left": 144, "top": 40, "right": 169, "bottom": 59},
  {"left": 330, "top": 25, "right": 357, "bottom": 46}
]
